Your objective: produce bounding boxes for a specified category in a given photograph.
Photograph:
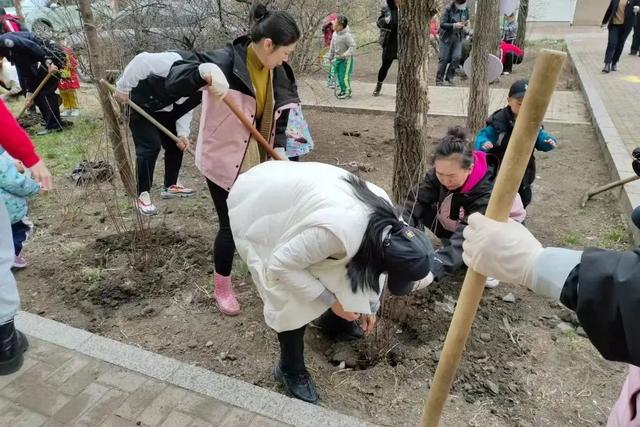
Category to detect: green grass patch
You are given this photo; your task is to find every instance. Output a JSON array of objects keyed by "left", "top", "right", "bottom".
[
  {"left": 32, "top": 117, "right": 102, "bottom": 174},
  {"left": 601, "top": 225, "right": 630, "bottom": 248},
  {"left": 562, "top": 231, "right": 584, "bottom": 247},
  {"left": 525, "top": 38, "right": 568, "bottom": 51}
]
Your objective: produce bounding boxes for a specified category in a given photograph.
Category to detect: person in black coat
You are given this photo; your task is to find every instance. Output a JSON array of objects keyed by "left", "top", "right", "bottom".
[
  {"left": 463, "top": 212, "right": 640, "bottom": 424},
  {"left": 0, "top": 32, "right": 64, "bottom": 134},
  {"left": 436, "top": 0, "right": 470, "bottom": 86},
  {"left": 601, "top": 0, "right": 640, "bottom": 73},
  {"left": 372, "top": 0, "right": 399, "bottom": 96}
]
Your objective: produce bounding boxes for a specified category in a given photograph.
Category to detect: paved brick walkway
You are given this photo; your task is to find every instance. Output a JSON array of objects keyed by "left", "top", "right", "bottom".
[
  {"left": 567, "top": 32, "right": 640, "bottom": 155},
  {"left": 0, "top": 336, "right": 286, "bottom": 427},
  {"left": 299, "top": 78, "right": 591, "bottom": 124},
  {"left": 2, "top": 312, "right": 369, "bottom": 427}
]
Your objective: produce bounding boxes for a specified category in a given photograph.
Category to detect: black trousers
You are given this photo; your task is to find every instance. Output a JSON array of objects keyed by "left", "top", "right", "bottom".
[
  {"left": 605, "top": 24, "right": 633, "bottom": 65},
  {"left": 11, "top": 220, "right": 30, "bottom": 256},
  {"left": 377, "top": 56, "right": 396, "bottom": 83},
  {"left": 24, "top": 68, "right": 61, "bottom": 130},
  {"left": 206, "top": 180, "right": 235, "bottom": 277},
  {"left": 437, "top": 37, "right": 463, "bottom": 83},
  {"left": 631, "top": 17, "right": 640, "bottom": 54},
  {"left": 277, "top": 325, "right": 307, "bottom": 375},
  {"left": 129, "top": 110, "right": 184, "bottom": 195}
]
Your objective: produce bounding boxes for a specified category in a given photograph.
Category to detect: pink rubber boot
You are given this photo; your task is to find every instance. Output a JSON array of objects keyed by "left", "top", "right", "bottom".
[{"left": 213, "top": 273, "right": 240, "bottom": 316}]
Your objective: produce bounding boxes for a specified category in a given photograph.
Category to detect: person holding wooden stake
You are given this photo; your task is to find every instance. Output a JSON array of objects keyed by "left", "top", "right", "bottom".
[
  {"left": 114, "top": 50, "right": 204, "bottom": 216},
  {"left": 0, "top": 32, "right": 65, "bottom": 135},
  {"left": 228, "top": 161, "right": 434, "bottom": 403},
  {"left": 463, "top": 212, "right": 640, "bottom": 426},
  {"left": 165, "top": 4, "right": 301, "bottom": 316}
]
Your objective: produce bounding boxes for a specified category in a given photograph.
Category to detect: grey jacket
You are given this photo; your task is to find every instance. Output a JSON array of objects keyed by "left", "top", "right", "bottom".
[{"left": 327, "top": 28, "right": 356, "bottom": 61}]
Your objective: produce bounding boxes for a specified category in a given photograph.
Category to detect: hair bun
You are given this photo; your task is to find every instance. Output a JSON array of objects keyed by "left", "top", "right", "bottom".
[
  {"left": 252, "top": 4, "right": 270, "bottom": 23},
  {"left": 446, "top": 126, "right": 468, "bottom": 141}
]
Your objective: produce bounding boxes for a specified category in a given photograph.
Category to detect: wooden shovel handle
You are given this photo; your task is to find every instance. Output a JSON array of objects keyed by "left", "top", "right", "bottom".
[
  {"left": 17, "top": 72, "right": 53, "bottom": 119},
  {"left": 221, "top": 95, "right": 283, "bottom": 161},
  {"left": 100, "top": 80, "right": 195, "bottom": 156},
  {"left": 420, "top": 49, "right": 567, "bottom": 427}
]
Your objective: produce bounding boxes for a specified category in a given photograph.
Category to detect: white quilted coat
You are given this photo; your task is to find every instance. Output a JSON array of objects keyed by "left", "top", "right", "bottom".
[{"left": 228, "top": 161, "right": 388, "bottom": 332}]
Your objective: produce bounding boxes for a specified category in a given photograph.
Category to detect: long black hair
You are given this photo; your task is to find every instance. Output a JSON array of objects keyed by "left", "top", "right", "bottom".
[
  {"left": 250, "top": 4, "right": 301, "bottom": 47},
  {"left": 344, "top": 174, "right": 403, "bottom": 294}
]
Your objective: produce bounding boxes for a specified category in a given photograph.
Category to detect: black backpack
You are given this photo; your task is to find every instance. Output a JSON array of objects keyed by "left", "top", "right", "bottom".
[{"left": 376, "top": 7, "right": 391, "bottom": 47}]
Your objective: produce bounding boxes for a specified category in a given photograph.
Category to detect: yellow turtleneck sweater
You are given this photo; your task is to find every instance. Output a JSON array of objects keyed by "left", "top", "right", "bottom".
[{"left": 246, "top": 44, "right": 269, "bottom": 121}]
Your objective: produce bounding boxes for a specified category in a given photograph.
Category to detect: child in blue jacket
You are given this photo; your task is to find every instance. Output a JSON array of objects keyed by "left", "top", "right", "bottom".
[
  {"left": 474, "top": 79, "right": 557, "bottom": 207},
  {"left": 0, "top": 153, "right": 39, "bottom": 268}
]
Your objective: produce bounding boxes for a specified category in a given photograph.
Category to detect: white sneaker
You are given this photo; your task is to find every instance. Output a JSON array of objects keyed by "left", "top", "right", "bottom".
[
  {"left": 70, "top": 109, "right": 80, "bottom": 117},
  {"left": 60, "top": 109, "right": 71, "bottom": 117},
  {"left": 137, "top": 191, "right": 158, "bottom": 216},
  {"left": 160, "top": 183, "right": 195, "bottom": 199},
  {"left": 485, "top": 277, "right": 500, "bottom": 289}
]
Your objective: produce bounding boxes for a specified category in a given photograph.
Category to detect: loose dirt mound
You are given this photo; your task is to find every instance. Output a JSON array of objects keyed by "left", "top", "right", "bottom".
[{"left": 59, "top": 227, "right": 212, "bottom": 308}]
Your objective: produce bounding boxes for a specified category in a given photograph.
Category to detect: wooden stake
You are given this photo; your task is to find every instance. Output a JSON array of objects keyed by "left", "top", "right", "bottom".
[
  {"left": 420, "top": 49, "right": 567, "bottom": 427},
  {"left": 17, "top": 72, "right": 52, "bottom": 119},
  {"left": 220, "top": 95, "right": 283, "bottom": 161},
  {"left": 100, "top": 80, "right": 195, "bottom": 157}
]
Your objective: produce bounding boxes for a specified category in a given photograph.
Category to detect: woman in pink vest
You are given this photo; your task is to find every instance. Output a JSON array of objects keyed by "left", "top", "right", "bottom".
[{"left": 165, "top": 4, "right": 301, "bottom": 316}]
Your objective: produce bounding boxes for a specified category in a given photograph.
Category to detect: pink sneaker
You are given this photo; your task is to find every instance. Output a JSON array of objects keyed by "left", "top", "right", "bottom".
[
  {"left": 212, "top": 273, "right": 240, "bottom": 316},
  {"left": 13, "top": 255, "right": 27, "bottom": 269}
]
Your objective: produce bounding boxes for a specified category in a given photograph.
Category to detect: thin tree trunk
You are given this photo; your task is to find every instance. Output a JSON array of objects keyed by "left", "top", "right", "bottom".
[
  {"left": 466, "top": 0, "right": 500, "bottom": 135},
  {"left": 78, "top": 0, "right": 136, "bottom": 198},
  {"left": 516, "top": 0, "right": 529, "bottom": 48},
  {"left": 392, "top": 0, "right": 438, "bottom": 203}
]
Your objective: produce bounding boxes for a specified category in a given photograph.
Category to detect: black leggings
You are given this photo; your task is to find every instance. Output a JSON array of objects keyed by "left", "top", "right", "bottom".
[
  {"left": 377, "top": 57, "right": 396, "bottom": 83},
  {"left": 277, "top": 325, "right": 307, "bottom": 375},
  {"left": 206, "top": 179, "right": 235, "bottom": 276}
]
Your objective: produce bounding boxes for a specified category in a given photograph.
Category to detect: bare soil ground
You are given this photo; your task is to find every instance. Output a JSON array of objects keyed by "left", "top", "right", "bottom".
[{"left": 11, "top": 96, "right": 631, "bottom": 426}]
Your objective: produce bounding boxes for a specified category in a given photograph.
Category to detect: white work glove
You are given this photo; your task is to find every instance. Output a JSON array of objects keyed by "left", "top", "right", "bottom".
[
  {"left": 462, "top": 213, "right": 543, "bottom": 290},
  {"left": 198, "top": 63, "right": 229, "bottom": 98},
  {"left": 274, "top": 147, "right": 288, "bottom": 161},
  {"left": 634, "top": 5, "right": 640, "bottom": 14},
  {"left": 412, "top": 272, "right": 434, "bottom": 292}
]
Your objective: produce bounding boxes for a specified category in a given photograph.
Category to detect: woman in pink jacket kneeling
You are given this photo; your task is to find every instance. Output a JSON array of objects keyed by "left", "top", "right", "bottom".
[{"left": 165, "top": 4, "right": 301, "bottom": 316}]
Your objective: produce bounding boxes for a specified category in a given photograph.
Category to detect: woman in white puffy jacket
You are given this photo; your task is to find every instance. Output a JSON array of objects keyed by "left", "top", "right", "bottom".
[{"left": 228, "top": 161, "right": 433, "bottom": 403}]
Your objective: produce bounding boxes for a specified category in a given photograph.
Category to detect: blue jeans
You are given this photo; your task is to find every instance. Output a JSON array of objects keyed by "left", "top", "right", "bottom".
[
  {"left": 0, "top": 204, "right": 20, "bottom": 324},
  {"left": 12, "top": 220, "right": 30, "bottom": 256},
  {"left": 632, "top": 206, "right": 640, "bottom": 229}
]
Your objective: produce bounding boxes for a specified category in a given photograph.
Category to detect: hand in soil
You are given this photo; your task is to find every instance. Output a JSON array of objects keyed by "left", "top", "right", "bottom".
[
  {"left": 330, "top": 300, "right": 359, "bottom": 322},
  {"left": 360, "top": 314, "right": 376, "bottom": 335}
]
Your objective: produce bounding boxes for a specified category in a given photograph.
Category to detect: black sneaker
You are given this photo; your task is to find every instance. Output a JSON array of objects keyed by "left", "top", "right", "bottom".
[
  {"left": 0, "top": 321, "right": 29, "bottom": 376},
  {"left": 372, "top": 82, "right": 382, "bottom": 96},
  {"left": 612, "top": 63, "right": 618, "bottom": 71},
  {"left": 602, "top": 63, "right": 611, "bottom": 73},
  {"left": 336, "top": 91, "right": 347, "bottom": 100},
  {"left": 273, "top": 365, "right": 319, "bottom": 403}
]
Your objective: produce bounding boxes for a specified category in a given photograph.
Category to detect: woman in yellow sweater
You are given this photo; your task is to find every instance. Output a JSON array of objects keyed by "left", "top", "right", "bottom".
[{"left": 165, "top": 4, "right": 301, "bottom": 316}]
